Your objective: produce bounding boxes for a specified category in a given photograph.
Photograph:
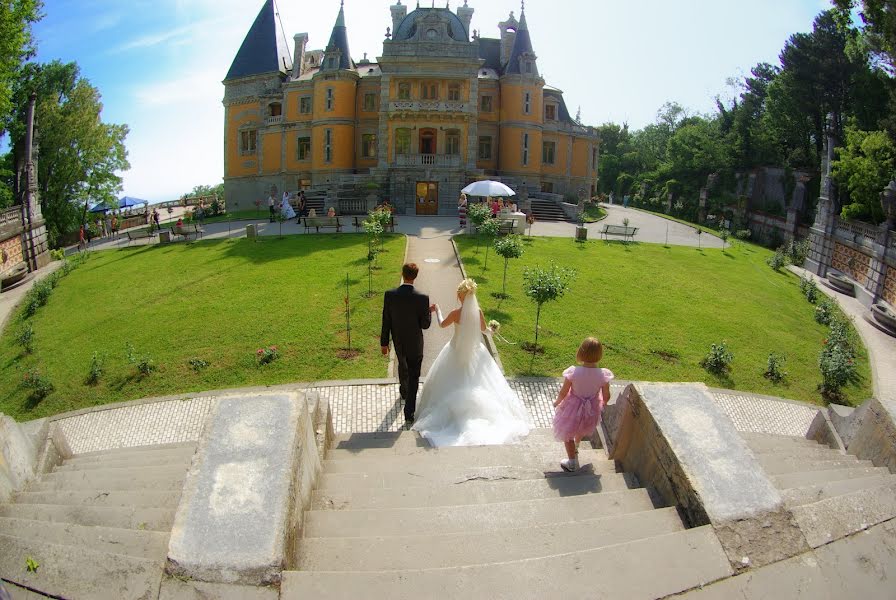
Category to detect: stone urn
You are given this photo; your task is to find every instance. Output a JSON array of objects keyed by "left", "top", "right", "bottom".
[
  {"left": 827, "top": 271, "right": 856, "bottom": 297},
  {"left": 871, "top": 302, "right": 896, "bottom": 336}
]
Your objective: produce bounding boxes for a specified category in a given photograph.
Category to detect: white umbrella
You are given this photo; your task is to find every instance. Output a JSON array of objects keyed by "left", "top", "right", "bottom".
[{"left": 462, "top": 180, "right": 516, "bottom": 197}]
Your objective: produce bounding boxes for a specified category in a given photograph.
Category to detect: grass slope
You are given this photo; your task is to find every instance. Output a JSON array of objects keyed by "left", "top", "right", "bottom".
[
  {"left": 458, "top": 236, "right": 871, "bottom": 406},
  {"left": 0, "top": 235, "right": 403, "bottom": 419}
]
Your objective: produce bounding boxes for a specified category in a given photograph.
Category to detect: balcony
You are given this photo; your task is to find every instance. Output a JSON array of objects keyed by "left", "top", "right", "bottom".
[
  {"left": 265, "top": 115, "right": 283, "bottom": 126},
  {"left": 389, "top": 101, "right": 468, "bottom": 114},
  {"left": 394, "top": 154, "right": 462, "bottom": 168}
]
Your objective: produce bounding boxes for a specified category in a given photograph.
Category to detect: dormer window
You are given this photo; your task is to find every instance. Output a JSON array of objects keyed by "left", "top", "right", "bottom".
[
  {"left": 545, "top": 105, "right": 556, "bottom": 121},
  {"left": 326, "top": 56, "right": 338, "bottom": 69},
  {"left": 525, "top": 61, "right": 533, "bottom": 74}
]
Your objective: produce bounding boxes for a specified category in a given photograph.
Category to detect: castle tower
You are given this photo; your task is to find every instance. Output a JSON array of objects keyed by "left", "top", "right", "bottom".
[
  {"left": 456, "top": 0, "right": 474, "bottom": 34},
  {"left": 499, "top": 3, "right": 544, "bottom": 182},
  {"left": 390, "top": 1, "right": 408, "bottom": 36},
  {"left": 498, "top": 11, "right": 519, "bottom": 66},
  {"left": 312, "top": 2, "right": 358, "bottom": 177}
]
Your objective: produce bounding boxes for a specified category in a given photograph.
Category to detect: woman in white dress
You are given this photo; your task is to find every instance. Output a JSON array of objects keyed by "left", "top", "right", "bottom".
[
  {"left": 412, "top": 279, "right": 530, "bottom": 446},
  {"left": 280, "top": 193, "right": 296, "bottom": 220}
]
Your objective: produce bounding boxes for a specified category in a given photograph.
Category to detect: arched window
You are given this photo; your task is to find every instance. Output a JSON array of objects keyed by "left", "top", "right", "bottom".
[{"left": 269, "top": 103, "right": 282, "bottom": 117}]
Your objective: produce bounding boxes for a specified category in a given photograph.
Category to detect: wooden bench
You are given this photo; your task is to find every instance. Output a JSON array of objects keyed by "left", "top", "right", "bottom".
[
  {"left": 172, "top": 224, "right": 204, "bottom": 241},
  {"left": 600, "top": 224, "right": 638, "bottom": 242},
  {"left": 497, "top": 219, "right": 516, "bottom": 235},
  {"left": 352, "top": 215, "right": 396, "bottom": 232},
  {"left": 304, "top": 216, "right": 342, "bottom": 233},
  {"left": 125, "top": 229, "right": 156, "bottom": 245}
]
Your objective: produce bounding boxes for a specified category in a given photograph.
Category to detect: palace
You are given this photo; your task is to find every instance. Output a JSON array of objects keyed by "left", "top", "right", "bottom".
[{"left": 223, "top": 0, "right": 600, "bottom": 215}]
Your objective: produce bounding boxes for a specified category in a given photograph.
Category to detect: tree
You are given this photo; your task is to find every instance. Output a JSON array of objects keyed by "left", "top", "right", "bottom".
[
  {"left": 466, "top": 202, "right": 491, "bottom": 254},
  {"left": 522, "top": 263, "right": 575, "bottom": 366},
  {"left": 0, "top": 0, "right": 42, "bottom": 129},
  {"left": 833, "top": 124, "right": 895, "bottom": 222},
  {"left": 479, "top": 218, "right": 500, "bottom": 271},
  {"left": 493, "top": 234, "right": 523, "bottom": 298},
  {"left": 834, "top": 0, "right": 896, "bottom": 73},
  {"left": 4, "top": 61, "right": 129, "bottom": 246}
]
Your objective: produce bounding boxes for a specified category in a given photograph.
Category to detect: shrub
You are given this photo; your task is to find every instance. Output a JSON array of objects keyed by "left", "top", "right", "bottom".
[
  {"left": 15, "top": 323, "right": 34, "bottom": 353},
  {"left": 766, "top": 248, "right": 789, "bottom": 271},
  {"left": 188, "top": 357, "right": 209, "bottom": 372},
  {"left": 718, "top": 228, "right": 730, "bottom": 249},
  {"left": 125, "top": 343, "right": 156, "bottom": 376},
  {"left": 799, "top": 276, "right": 819, "bottom": 304},
  {"left": 764, "top": 353, "right": 787, "bottom": 383},
  {"left": 818, "top": 343, "right": 856, "bottom": 399},
  {"left": 22, "top": 368, "right": 53, "bottom": 400},
  {"left": 494, "top": 235, "right": 524, "bottom": 296},
  {"left": 522, "top": 262, "right": 576, "bottom": 362},
  {"left": 466, "top": 202, "right": 491, "bottom": 227},
  {"left": 49, "top": 248, "right": 65, "bottom": 261},
  {"left": 86, "top": 352, "right": 105, "bottom": 385},
  {"left": 787, "top": 239, "right": 810, "bottom": 266},
  {"left": 701, "top": 341, "right": 733, "bottom": 375},
  {"left": 256, "top": 345, "right": 279, "bottom": 365},
  {"left": 814, "top": 300, "right": 834, "bottom": 325},
  {"left": 735, "top": 229, "right": 751, "bottom": 240}
]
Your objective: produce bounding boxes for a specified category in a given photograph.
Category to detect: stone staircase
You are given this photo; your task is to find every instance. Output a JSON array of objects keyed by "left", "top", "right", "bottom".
[
  {"left": 282, "top": 428, "right": 733, "bottom": 599},
  {"left": 739, "top": 431, "right": 896, "bottom": 546},
  {"left": 0, "top": 441, "right": 197, "bottom": 600},
  {"left": 529, "top": 197, "right": 569, "bottom": 222}
]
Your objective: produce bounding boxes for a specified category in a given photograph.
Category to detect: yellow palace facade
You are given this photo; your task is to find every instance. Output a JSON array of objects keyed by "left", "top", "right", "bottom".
[{"left": 223, "top": 1, "right": 599, "bottom": 215}]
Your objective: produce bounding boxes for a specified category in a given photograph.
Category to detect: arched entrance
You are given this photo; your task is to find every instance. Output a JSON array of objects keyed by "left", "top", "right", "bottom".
[{"left": 419, "top": 128, "right": 436, "bottom": 155}]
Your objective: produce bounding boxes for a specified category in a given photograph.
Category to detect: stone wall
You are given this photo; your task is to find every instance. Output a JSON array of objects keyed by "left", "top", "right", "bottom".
[
  {"left": 833, "top": 241, "right": 872, "bottom": 288},
  {"left": 0, "top": 234, "right": 24, "bottom": 276},
  {"left": 884, "top": 267, "right": 896, "bottom": 306}
]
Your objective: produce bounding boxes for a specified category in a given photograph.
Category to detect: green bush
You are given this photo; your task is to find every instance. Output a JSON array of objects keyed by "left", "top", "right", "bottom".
[
  {"left": 814, "top": 300, "right": 834, "bottom": 325},
  {"left": 786, "top": 239, "right": 810, "bottom": 266},
  {"left": 735, "top": 229, "right": 751, "bottom": 240},
  {"left": 701, "top": 341, "right": 733, "bottom": 375},
  {"left": 188, "top": 357, "right": 209, "bottom": 372},
  {"left": 766, "top": 249, "right": 789, "bottom": 271},
  {"left": 799, "top": 276, "right": 819, "bottom": 304},
  {"left": 85, "top": 351, "right": 105, "bottom": 385},
  {"left": 764, "top": 352, "right": 787, "bottom": 383},
  {"left": 49, "top": 248, "right": 65, "bottom": 261},
  {"left": 125, "top": 343, "right": 156, "bottom": 376},
  {"left": 22, "top": 368, "right": 53, "bottom": 401},
  {"left": 15, "top": 323, "right": 34, "bottom": 353}
]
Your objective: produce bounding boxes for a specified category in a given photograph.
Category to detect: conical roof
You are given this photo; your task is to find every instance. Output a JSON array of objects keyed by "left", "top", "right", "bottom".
[
  {"left": 504, "top": 8, "right": 535, "bottom": 75},
  {"left": 322, "top": 3, "right": 354, "bottom": 70},
  {"left": 225, "top": 0, "right": 292, "bottom": 80}
]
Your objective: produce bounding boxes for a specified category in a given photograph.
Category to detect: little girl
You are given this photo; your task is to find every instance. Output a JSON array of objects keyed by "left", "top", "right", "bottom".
[{"left": 553, "top": 337, "right": 614, "bottom": 472}]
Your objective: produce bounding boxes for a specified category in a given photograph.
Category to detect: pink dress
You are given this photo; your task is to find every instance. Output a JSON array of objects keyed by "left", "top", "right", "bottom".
[{"left": 553, "top": 365, "right": 614, "bottom": 441}]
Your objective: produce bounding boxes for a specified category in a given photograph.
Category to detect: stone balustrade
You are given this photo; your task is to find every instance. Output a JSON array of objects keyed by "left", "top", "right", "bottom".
[
  {"left": 265, "top": 115, "right": 283, "bottom": 126},
  {"left": 0, "top": 207, "right": 22, "bottom": 229},
  {"left": 394, "top": 153, "right": 461, "bottom": 168},
  {"left": 388, "top": 100, "right": 468, "bottom": 113}
]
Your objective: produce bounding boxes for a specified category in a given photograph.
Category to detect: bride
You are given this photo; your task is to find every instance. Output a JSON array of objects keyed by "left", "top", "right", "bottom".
[{"left": 412, "top": 279, "right": 530, "bottom": 446}]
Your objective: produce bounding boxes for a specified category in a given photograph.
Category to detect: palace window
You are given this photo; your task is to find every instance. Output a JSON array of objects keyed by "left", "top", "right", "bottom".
[
  {"left": 445, "top": 129, "right": 460, "bottom": 155},
  {"left": 480, "top": 95, "right": 493, "bottom": 113},
  {"left": 523, "top": 91, "right": 531, "bottom": 115},
  {"left": 324, "top": 129, "right": 333, "bottom": 163},
  {"left": 447, "top": 83, "right": 461, "bottom": 101},
  {"left": 363, "top": 93, "right": 377, "bottom": 112},
  {"left": 421, "top": 82, "right": 439, "bottom": 100},
  {"left": 362, "top": 133, "right": 377, "bottom": 158},
  {"left": 269, "top": 102, "right": 282, "bottom": 117},
  {"left": 239, "top": 129, "right": 257, "bottom": 155},
  {"left": 522, "top": 133, "right": 529, "bottom": 166},
  {"left": 478, "top": 136, "right": 492, "bottom": 160},
  {"left": 326, "top": 88, "right": 334, "bottom": 111},
  {"left": 525, "top": 61, "right": 534, "bottom": 74},
  {"left": 395, "top": 128, "right": 411, "bottom": 155},
  {"left": 543, "top": 141, "right": 556, "bottom": 165},
  {"left": 299, "top": 96, "right": 312, "bottom": 114},
  {"left": 398, "top": 82, "right": 411, "bottom": 100},
  {"left": 297, "top": 136, "right": 311, "bottom": 160},
  {"left": 545, "top": 104, "right": 556, "bottom": 121},
  {"left": 299, "top": 178, "right": 311, "bottom": 190}
]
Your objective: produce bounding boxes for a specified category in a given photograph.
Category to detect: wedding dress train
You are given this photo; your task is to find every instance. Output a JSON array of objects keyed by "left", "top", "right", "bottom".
[{"left": 412, "top": 292, "right": 530, "bottom": 446}]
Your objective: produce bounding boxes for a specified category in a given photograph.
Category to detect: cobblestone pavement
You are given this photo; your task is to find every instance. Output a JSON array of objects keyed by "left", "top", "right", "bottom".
[{"left": 50, "top": 380, "right": 821, "bottom": 453}]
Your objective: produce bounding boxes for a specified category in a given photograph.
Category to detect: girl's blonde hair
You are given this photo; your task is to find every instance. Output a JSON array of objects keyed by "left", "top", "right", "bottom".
[
  {"left": 456, "top": 278, "right": 478, "bottom": 298},
  {"left": 577, "top": 337, "right": 603, "bottom": 363}
]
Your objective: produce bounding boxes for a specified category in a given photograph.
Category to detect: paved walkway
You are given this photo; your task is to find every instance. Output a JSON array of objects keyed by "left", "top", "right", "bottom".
[
  {"left": 0, "top": 260, "right": 63, "bottom": 334},
  {"left": 789, "top": 265, "right": 896, "bottom": 403}
]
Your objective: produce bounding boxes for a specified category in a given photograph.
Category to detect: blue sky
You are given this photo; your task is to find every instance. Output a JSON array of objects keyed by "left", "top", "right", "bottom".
[{"left": 24, "top": 0, "right": 832, "bottom": 203}]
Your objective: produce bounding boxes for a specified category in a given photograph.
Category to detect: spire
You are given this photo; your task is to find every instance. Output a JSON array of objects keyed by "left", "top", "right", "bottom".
[
  {"left": 322, "top": 1, "right": 354, "bottom": 71},
  {"left": 504, "top": 1, "right": 537, "bottom": 75},
  {"left": 225, "top": 0, "right": 292, "bottom": 80}
]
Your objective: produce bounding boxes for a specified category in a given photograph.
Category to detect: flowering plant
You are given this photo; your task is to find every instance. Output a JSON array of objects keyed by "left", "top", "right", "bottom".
[{"left": 256, "top": 345, "right": 279, "bottom": 365}]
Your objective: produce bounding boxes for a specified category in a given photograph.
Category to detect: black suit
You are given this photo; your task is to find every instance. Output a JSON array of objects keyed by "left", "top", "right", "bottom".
[{"left": 381, "top": 284, "right": 432, "bottom": 419}]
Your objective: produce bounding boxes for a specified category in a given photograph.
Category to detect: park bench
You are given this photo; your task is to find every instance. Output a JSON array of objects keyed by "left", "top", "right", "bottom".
[
  {"left": 352, "top": 215, "right": 396, "bottom": 232},
  {"left": 600, "top": 224, "right": 638, "bottom": 242},
  {"left": 497, "top": 219, "right": 516, "bottom": 235},
  {"left": 125, "top": 229, "right": 156, "bottom": 245},
  {"left": 304, "top": 216, "right": 342, "bottom": 233},
  {"left": 173, "top": 224, "right": 204, "bottom": 241}
]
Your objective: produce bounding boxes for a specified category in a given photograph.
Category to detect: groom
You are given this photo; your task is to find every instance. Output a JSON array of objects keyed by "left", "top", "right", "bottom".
[{"left": 381, "top": 263, "right": 434, "bottom": 424}]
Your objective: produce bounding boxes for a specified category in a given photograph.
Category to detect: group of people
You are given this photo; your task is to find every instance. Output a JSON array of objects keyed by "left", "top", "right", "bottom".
[
  {"left": 457, "top": 193, "right": 521, "bottom": 228},
  {"left": 267, "top": 191, "right": 340, "bottom": 223},
  {"left": 380, "top": 262, "right": 612, "bottom": 471}
]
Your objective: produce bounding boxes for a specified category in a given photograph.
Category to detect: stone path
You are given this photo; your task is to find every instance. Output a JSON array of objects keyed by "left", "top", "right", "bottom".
[
  {"left": 49, "top": 379, "right": 822, "bottom": 454},
  {"left": 0, "top": 260, "right": 62, "bottom": 334}
]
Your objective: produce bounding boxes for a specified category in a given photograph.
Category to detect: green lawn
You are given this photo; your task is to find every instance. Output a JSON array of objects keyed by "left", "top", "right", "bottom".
[
  {"left": 0, "top": 235, "right": 403, "bottom": 420},
  {"left": 458, "top": 236, "right": 872, "bottom": 406},
  {"left": 581, "top": 204, "right": 608, "bottom": 223}
]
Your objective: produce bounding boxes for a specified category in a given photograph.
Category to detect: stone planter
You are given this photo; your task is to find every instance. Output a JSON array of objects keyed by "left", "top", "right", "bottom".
[
  {"left": 871, "top": 302, "right": 896, "bottom": 335},
  {"left": 575, "top": 226, "right": 588, "bottom": 242},
  {"left": 827, "top": 271, "right": 856, "bottom": 297},
  {"left": 0, "top": 262, "right": 29, "bottom": 291}
]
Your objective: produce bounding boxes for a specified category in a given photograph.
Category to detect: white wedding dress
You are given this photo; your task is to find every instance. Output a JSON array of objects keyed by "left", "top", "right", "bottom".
[{"left": 412, "top": 292, "right": 531, "bottom": 446}]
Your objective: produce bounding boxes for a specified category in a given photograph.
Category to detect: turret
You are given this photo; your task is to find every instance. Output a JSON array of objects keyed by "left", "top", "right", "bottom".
[
  {"left": 504, "top": 4, "right": 538, "bottom": 76},
  {"left": 498, "top": 11, "right": 518, "bottom": 66},
  {"left": 390, "top": 1, "right": 408, "bottom": 35},
  {"left": 292, "top": 33, "right": 308, "bottom": 78},
  {"left": 456, "top": 0, "right": 474, "bottom": 35},
  {"left": 322, "top": 1, "right": 353, "bottom": 71}
]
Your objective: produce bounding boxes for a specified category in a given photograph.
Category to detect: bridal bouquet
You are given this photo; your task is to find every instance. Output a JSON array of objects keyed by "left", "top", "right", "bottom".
[{"left": 487, "top": 320, "right": 514, "bottom": 345}]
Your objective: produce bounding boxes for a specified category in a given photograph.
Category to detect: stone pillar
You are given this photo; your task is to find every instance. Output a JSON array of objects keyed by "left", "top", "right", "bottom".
[
  {"left": 466, "top": 77, "right": 479, "bottom": 171},
  {"left": 698, "top": 188, "right": 708, "bottom": 224},
  {"left": 456, "top": 1, "right": 474, "bottom": 33},
  {"left": 866, "top": 181, "right": 896, "bottom": 303},
  {"left": 20, "top": 93, "right": 50, "bottom": 271},
  {"left": 390, "top": 2, "right": 407, "bottom": 34},
  {"left": 293, "top": 33, "right": 308, "bottom": 79},
  {"left": 806, "top": 121, "right": 838, "bottom": 276}
]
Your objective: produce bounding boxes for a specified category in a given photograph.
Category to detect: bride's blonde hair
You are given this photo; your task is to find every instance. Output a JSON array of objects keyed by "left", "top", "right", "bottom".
[{"left": 456, "top": 278, "right": 478, "bottom": 298}]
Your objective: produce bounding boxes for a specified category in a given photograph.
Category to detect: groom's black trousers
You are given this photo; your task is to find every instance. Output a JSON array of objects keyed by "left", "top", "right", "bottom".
[{"left": 396, "top": 349, "right": 423, "bottom": 419}]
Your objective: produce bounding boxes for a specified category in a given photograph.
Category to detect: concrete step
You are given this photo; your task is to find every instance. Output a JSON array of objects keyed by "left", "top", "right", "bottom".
[
  {"left": 0, "top": 533, "right": 162, "bottom": 600},
  {"left": 0, "top": 516, "right": 168, "bottom": 560},
  {"left": 327, "top": 438, "right": 577, "bottom": 459},
  {"left": 313, "top": 472, "right": 639, "bottom": 510},
  {"left": 298, "top": 506, "right": 683, "bottom": 570},
  {"left": 782, "top": 474, "right": 896, "bottom": 506},
  {"left": 748, "top": 444, "right": 845, "bottom": 461},
  {"left": 740, "top": 432, "right": 823, "bottom": 450},
  {"left": 318, "top": 461, "right": 618, "bottom": 491},
  {"left": 3, "top": 580, "right": 48, "bottom": 599},
  {"left": 0, "top": 503, "right": 173, "bottom": 532},
  {"left": 56, "top": 449, "right": 195, "bottom": 472},
  {"left": 304, "top": 488, "right": 658, "bottom": 538},
  {"left": 283, "top": 526, "right": 731, "bottom": 599},
  {"left": 33, "top": 464, "right": 189, "bottom": 492},
  {"left": 322, "top": 448, "right": 608, "bottom": 474},
  {"left": 70, "top": 441, "right": 197, "bottom": 462},
  {"left": 13, "top": 489, "right": 181, "bottom": 510},
  {"left": 756, "top": 454, "right": 871, "bottom": 475},
  {"left": 791, "top": 480, "right": 896, "bottom": 548},
  {"left": 331, "top": 428, "right": 566, "bottom": 451},
  {"left": 771, "top": 466, "right": 892, "bottom": 489}
]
